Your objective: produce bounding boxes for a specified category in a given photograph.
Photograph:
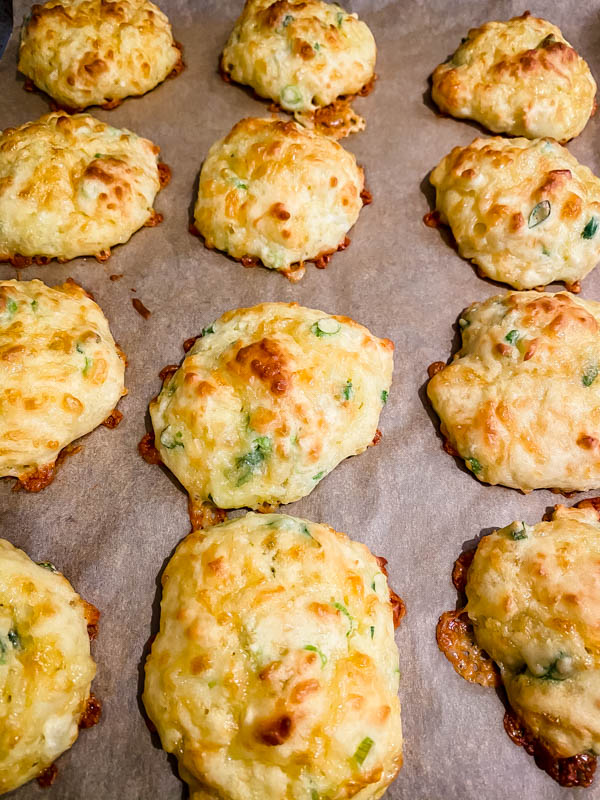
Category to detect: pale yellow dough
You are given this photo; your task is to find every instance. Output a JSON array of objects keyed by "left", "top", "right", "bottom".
[
  {"left": 0, "top": 112, "right": 166, "bottom": 262},
  {"left": 0, "top": 279, "right": 125, "bottom": 485},
  {"left": 428, "top": 291, "right": 600, "bottom": 492},
  {"left": 194, "top": 117, "right": 366, "bottom": 277},
  {"left": 430, "top": 137, "right": 600, "bottom": 290},
  {"left": 467, "top": 503, "right": 600, "bottom": 757},
  {"left": 432, "top": 12, "right": 596, "bottom": 142},
  {"left": 18, "top": 0, "right": 181, "bottom": 109},
  {"left": 150, "top": 302, "right": 393, "bottom": 511},
  {"left": 0, "top": 539, "right": 96, "bottom": 794},
  {"left": 143, "top": 512, "right": 403, "bottom": 800},
  {"left": 221, "top": 0, "right": 375, "bottom": 113}
]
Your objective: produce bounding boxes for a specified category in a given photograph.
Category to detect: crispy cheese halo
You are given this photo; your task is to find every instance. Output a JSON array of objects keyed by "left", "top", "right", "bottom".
[
  {"left": 143, "top": 512, "right": 403, "bottom": 800},
  {"left": 0, "top": 279, "right": 126, "bottom": 491},
  {"left": 148, "top": 302, "right": 393, "bottom": 519},
  {"left": 18, "top": 0, "right": 183, "bottom": 110},
  {"left": 432, "top": 12, "right": 596, "bottom": 142},
  {"left": 0, "top": 539, "right": 98, "bottom": 794},
  {"left": 0, "top": 112, "right": 169, "bottom": 265},
  {"left": 429, "top": 137, "right": 600, "bottom": 291},
  {"left": 193, "top": 117, "right": 367, "bottom": 280},
  {"left": 221, "top": 0, "right": 375, "bottom": 131},
  {"left": 428, "top": 291, "right": 600, "bottom": 493},
  {"left": 467, "top": 503, "right": 600, "bottom": 762}
]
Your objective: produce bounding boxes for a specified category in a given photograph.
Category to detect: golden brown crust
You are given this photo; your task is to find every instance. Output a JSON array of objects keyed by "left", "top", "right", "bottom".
[
  {"left": 138, "top": 431, "right": 162, "bottom": 465},
  {"left": 36, "top": 763, "right": 58, "bottom": 788},
  {"left": 436, "top": 609, "right": 501, "bottom": 687},
  {"left": 78, "top": 693, "right": 102, "bottom": 729}
]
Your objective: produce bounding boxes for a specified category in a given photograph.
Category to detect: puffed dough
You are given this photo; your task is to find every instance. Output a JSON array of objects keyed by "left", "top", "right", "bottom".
[
  {"left": 430, "top": 137, "right": 600, "bottom": 290},
  {"left": 0, "top": 112, "right": 167, "bottom": 263},
  {"left": 466, "top": 503, "right": 600, "bottom": 758},
  {"left": 150, "top": 302, "right": 393, "bottom": 512},
  {"left": 432, "top": 12, "right": 596, "bottom": 142},
  {"left": 221, "top": 0, "right": 375, "bottom": 115},
  {"left": 0, "top": 279, "right": 125, "bottom": 488},
  {"left": 193, "top": 117, "right": 366, "bottom": 278},
  {"left": 0, "top": 539, "right": 96, "bottom": 794},
  {"left": 18, "top": 0, "right": 182, "bottom": 110},
  {"left": 428, "top": 291, "right": 600, "bottom": 492},
  {"left": 143, "top": 512, "right": 403, "bottom": 800}
]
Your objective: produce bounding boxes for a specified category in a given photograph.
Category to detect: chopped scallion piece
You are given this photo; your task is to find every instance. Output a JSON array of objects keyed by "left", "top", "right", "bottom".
[
  {"left": 336, "top": 11, "right": 344, "bottom": 26},
  {"left": 583, "top": 365, "right": 598, "bottom": 387},
  {"left": 160, "top": 426, "right": 184, "bottom": 449},
  {"left": 281, "top": 84, "right": 302, "bottom": 107},
  {"left": 234, "top": 437, "right": 271, "bottom": 485},
  {"left": 582, "top": 217, "right": 599, "bottom": 240},
  {"left": 510, "top": 523, "right": 527, "bottom": 541},
  {"left": 6, "top": 298, "right": 17, "bottom": 315},
  {"left": 304, "top": 644, "right": 327, "bottom": 667},
  {"left": 353, "top": 736, "right": 374, "bottom": 766},
  {"left": 31, "top": 299, "right": 38, "bottom": 311},
  {"left": 38, "top": 561, "right": 57, "bottom": 572},
  {"left": 201, "top": 324, "right": 215, "bottom": 336},
  {"left": 505, "top": 330, "right": 519, "bottom": 345},
  {"left": 370, "top": 626, "right": 375, "bottom": 639},
  {"left": 341, "top": 380, "right": 353, "bottom": 401},
  {"left": 333, "top": 602, "right": 354, "bottom": 636},
  {"left": 528, "top": 200, "right": 551, "bottom": 228},
  {"left": 381, "top": 389, "right": 388, "bottom": 404},
  {"left": 312, "top": 471, "right": 325, "bottom": 480},
  {"left": 467, "top": 457, "right": 482, "bottom": 474},
  {"left": 311, "top": 318, "right": 341, "bottom": 337}
]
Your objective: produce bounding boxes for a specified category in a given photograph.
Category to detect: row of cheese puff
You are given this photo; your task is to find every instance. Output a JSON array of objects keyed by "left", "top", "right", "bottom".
[
  {"left": 10, "top": 280, "right": 600, "bottom": 504},
  {"left": 3, "top": 489, "right": 600, "bottom": 795},
  {"left": 8, "top": 107, "right": 600, "bottom": 292},
  {"left": 17, "top": 0, "right": 376, "bottom": 128}
]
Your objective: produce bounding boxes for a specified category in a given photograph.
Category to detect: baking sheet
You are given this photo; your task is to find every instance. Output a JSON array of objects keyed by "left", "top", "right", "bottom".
[{"left": 2, "top": 0, "right": 600, "bottom": 797}]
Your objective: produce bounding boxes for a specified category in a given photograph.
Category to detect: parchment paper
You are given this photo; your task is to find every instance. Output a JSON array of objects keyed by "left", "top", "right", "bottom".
[{"left": 2, "top": 1, "right": 600, "bottom": 797}]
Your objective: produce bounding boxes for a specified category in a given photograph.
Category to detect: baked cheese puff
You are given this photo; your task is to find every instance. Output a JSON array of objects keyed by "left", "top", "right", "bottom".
[
  {"left": 0, "top": 112, "right": 169, "bottom": 265},
  {"left": 432, "top": 12, "right": 596, "bottom": 142},
  {"left": 0, "top": 279, "right": 126, "bottom": 491},
  {"left": 430, "top": 137, "right": 600, "bottom": 291},
  {"left": 467, "top": 503, "right": 600, "bottom": 760},
  {"left": 193, "top": 117, "right": 367, "bottom": 281},
  {"left": 0, "top": 539, "right": 99, "bottom": 794},
  {"left": 428, "top": 291, "right": 600, "bottom": 493},
  {"left": 18, "top": 0, "right": 183, "bottom": 110},
  {"left": 221, "top": 0, "right": 375, "bottom": 137},
  {"left": 148, "top": 302, "right": 392, "bottom": 523},
  {"left": 143, "top": 512, "right": 403, "bottom": 800}
]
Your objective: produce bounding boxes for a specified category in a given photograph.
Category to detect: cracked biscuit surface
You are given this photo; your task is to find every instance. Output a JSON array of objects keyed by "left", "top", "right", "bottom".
[
  {"left": 143, "top": 511, "right": 403, "bottom": 800},
  {"left": 428, "top": 291, "right": 600, "bottom": 492},
  {"left": 430, "top": 137, "right": 600, "bottom": 290},
  {"left": 0, "top": 278, "right": 125, "bottom": 489},
  {"left": 221, "top": 0, "right": 375, "bottom": 115},
  {"left": 0, "top": 539, "right": 97, "bottom": 794},
  {"left": 0, "top": 112, "right": 167, "bottom": 263},
  {"left": 466, "top": 503, "right": 600, "bottom": 758},
  {"left": 18, "top": 0, "right": 181, "bottom": 110},
  {"left": 193, "top": 117, "right": 366, "bottom": 279},
  {"left": 149, "top": 302, "right": 393, "bottom": 512},
  {"left": 432, "top": 12, "right": 596, "bottom": 142}
]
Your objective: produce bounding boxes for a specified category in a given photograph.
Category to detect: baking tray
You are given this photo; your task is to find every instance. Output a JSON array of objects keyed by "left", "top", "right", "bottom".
[{"left": 2, "top": 1, "right": 600, "bottom": 797}]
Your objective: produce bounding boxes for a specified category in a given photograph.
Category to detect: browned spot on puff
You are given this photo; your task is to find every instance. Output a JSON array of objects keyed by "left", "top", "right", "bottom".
[
  {"left": 102, "top": 409, "right": 123, "bottom": 429},
  {"left": 79, "top": 693, "right": 102, "bottom": 729},
  {"left": 260, "top": 0, "right": 305, "bottom": 28},
  {"left": 159, "top": 364, "right": 178, "bottom": 383},
  {"left": 360, "top": 187, "right": 373, "bottom": 205},
  {"left": 188, "top": 497, "right": 227, "bottom": 531},
  {"left": 577, "top": 434, "right": 599, "bottom": 450},
  {"left": 452, "top": 549, "right": 476, "bottom": 594},
  {"left": 565, "top": 280, "right": 581, "bottom": 293},
  {"left": 241, "top": 255, "right": 260, "bottom": 268},
  {"left": 132, "top": 298, "right": 151, "bottom": 319},
  {"left": 428, "top": 360, "right": 446, "bottom": 379},
  {"left": 576, "top": 496, "right": 600, "bottom": 518},
  {"left": 158, "top": 162, "right": 171, "bottom": 188},
  {"left": 436, "top": 609, "right": 501, "bottom": 687},
  {"left": 442, "top": 437, "right": 459, "bottom": 458},
  {"left": 36, "top": 763, "right": 58, "bottom": 788},
  {"left": 233, "top": 338, "right": 290, "bottom": 395},
  {"left": 101, "top": 97, "right": 122, "bottom": 110},
  {"left": 423, "top": 210, "right": 442, "bottom": 228},
  {"left": 371, "top": 429, "right": 382, "bottom": 446},
  {"left": 138, "top": 432, "right": 162, "bottom": 465},
  {"left": 17, "top": 463, "right": 56, "bottom": 493},
  {"left": 83, "top": 599, "right": 100, "bottom": 641},
  {"left": 95, "top": 249, "right": 111, "bottom": 262},
  {"left": 375, "top": 556, "right": 406, "bottom": 628},
  {"left": 169, "top": 41, "right": 186, "bottom": 78},
  {"left": 504, "top": 709, "right": 597, "bottom": 788},
  {"left": 144, "top": 209, "right": 163, "bottom": 227},
  {"left": 183, "top": 336, "right": 199, "bottom": 352},
  {"left": 270, "top": 202, "right": 291, "bottom": 220},
  {"left": 257, "top": 714, "right": 293, "bottom": 745}
]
